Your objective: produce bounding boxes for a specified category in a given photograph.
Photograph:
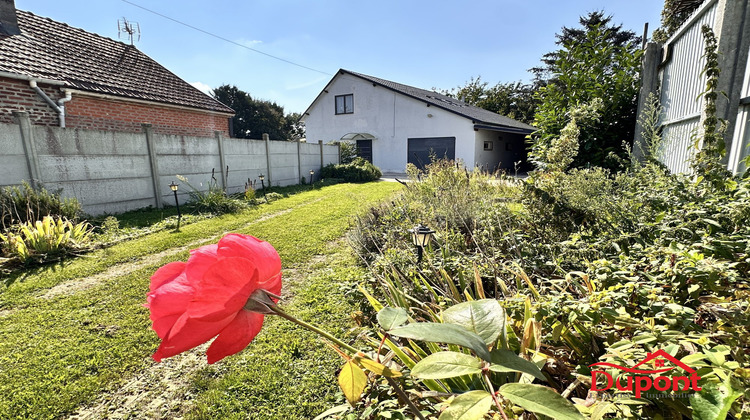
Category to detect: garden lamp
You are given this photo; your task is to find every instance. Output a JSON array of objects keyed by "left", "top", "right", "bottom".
[
  {"left": 258, "top": 174, "right": 267, "bottom": 201},
  {"left": 408, "top": 224, "right": 435, "bottom": 263},
  {"left": 169, "top": 181, "right": 181, "bottom": 231},
  {"left": 309, "top": 169, "right": 314, "bottom": 185}
]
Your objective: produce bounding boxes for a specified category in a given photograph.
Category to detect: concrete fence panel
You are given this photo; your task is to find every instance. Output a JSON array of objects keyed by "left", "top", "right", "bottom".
[
  {"left": 0, "top": 122, "right": 31, "bottom": 188},
  {"left": 0, "top": 116, "right": 340, "bottom": 215}
]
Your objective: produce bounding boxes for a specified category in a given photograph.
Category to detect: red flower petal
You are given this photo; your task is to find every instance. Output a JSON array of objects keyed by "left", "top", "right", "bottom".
[
  {"left": 152, "top": 312, "right": 235, "bottom": 362},
  {"left": 187, "top": 257, "right": 258, "bottom": 321},
  {"left": 217, "top": 234, "right": 281, "bottom": 291},
  {"left": 185, "top": 243, "right": 219, "bottom": 281},
  {"left": 206, "top": 310, "right": 266, "bottom": 364},
  {"left": 147, "top": 273, "right": 194, "bottom": 338},
  {"left": 149, "top": 261, "right": 187, "bottom": 292}
]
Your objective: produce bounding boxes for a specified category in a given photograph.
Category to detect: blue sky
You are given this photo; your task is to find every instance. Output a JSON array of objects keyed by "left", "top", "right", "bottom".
[{"left": 16, "top": 0, "right": 664, "bottom": 114}]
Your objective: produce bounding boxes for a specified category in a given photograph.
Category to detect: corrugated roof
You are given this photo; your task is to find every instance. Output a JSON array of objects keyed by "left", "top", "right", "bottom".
[
  {"left": 0, "top": 10, "right": 234, "bottom": 114},
  {"left": 341, "top": 69, "right": 535, "bottom": 132}
]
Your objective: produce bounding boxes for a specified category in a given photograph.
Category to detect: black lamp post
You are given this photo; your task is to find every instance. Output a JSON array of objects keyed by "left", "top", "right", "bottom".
[
  {"left": 408, "top": 224, "right": 435, "bottom": 263},
  {"left": 309, "top": 169, "right": 314, "bottom": 186},
  {"left": 169, "top": 181, "right": 181, "bottom": 231},
  {"left": 258, "top": 174, "right": 266, "bottom": 200}
]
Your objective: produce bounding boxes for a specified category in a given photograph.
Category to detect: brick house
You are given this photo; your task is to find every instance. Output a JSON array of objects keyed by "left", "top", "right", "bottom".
[{"left": 0, "top": 0, "right": 234, "bottom": 136}]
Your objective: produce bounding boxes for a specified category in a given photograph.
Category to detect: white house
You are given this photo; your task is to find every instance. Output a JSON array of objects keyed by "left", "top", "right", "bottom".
[{"left": 301, "top": 69, "right": 535, "bottom": 174}]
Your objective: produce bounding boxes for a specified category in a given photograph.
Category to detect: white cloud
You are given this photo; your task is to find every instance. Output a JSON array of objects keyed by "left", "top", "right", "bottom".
[
  {"left": 190, "top": 81, "right": 213, "bottom": 95},
  {"left": 236, "top": 39, "right": 263, "bottom": 48}
]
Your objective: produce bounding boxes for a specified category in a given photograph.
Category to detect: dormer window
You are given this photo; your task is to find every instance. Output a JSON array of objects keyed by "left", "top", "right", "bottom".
[{"left": 335, "top": 94, "right": 354, "bottom": 114}]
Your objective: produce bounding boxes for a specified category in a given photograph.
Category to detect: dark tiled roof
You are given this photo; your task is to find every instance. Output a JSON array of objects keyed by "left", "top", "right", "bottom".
[
  {"left": 0, "top": 10, "right": 234, "bottom": 114},
  {"left": 342, "top": 69, "right": 535, "bottom": 133}
]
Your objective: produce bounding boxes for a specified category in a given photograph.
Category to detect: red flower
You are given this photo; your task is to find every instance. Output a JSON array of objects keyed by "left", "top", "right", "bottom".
[{"left": 146, "top": 234, "right": 282, "bottom": 363}]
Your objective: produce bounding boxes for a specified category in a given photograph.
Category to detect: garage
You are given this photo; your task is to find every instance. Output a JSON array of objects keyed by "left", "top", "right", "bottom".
[{"left": 407, "top": 137, "right": 455, "bottom": 170}]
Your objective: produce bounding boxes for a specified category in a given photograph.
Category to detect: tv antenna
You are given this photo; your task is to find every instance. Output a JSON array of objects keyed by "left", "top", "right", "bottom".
[{"left": 117, "top": 18, "right": 141, "bottom": 45}]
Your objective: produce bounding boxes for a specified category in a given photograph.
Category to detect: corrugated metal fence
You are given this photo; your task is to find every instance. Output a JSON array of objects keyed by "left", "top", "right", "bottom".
[
  {"left": 638, "top": 0, "right": 750, "bottom": 175},
  {"left": 657, "top": 0, "right": 718, "bottom": 174}
]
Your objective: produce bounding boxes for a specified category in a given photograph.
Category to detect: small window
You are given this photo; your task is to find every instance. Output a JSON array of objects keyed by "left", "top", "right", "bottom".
[
  {"left": 483, "top": 140, "right": 493, "bottom": 151},
  {"left": 335, "top": 94, "right": 354, "bottom": 114}
]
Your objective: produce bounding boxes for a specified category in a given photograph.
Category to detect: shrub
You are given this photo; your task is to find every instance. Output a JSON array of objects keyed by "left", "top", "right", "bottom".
[
  {"left": 0, "top": 216, "right": 93, "bottom": 263},
  {"left": 320, "top": 158, "right": 381, "bottom": 183},
  {"left": 176, "top": 174, "right": 247, "bottom": 215},
  {"left": 348, "top": 160, "right": 750, "bottom": 419},
  {"left": 0, "top": 182, "right": 82, "bottom": 232}
]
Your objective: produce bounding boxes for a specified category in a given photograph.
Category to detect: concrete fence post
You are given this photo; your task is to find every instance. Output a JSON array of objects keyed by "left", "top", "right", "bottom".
[
  {"left": 337, "top": 142, "right": 341, "bottom": 164},
  {"left": 13, "top": 111, "right": 41, "bottom": 188},
  {"left": 296, "top": 139, "right": 302, "bottom": 184},
  {"left": 713, "top": 0, "right": 750, "bottom": 164},
  {"left": 215, "top": 131, "right": 228, "bottom": 190},
  {"left": 142, "top": 123, "right": 163, "bottom": 209},
  {"left": 263, "top": 133, "right": 272, "bottom": 185},
  {"left": 318, "top": 140, "right": 324, "bottom": 176},
  {"left": 633, "top": 42, "right": 663, "bottom": 163}
]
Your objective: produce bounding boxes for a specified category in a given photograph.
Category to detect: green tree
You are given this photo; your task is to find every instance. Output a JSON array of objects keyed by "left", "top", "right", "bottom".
[
  {"left": 652, "top": 0, "right": 705, "bottom": 43},
  {"left": 530, "top": 11, "right": 640, "bottom": 83},
  {"left": 530, "top": 13, "right": 643, "bottom": 171},
  {"left": 212, "top": 84, "right": 304, "bottom": 140},
  {"left": 445, "top": 77, "right": 538, "bottom": 124}
]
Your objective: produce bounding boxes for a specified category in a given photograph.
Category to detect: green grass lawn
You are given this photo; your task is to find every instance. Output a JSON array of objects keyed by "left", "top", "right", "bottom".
[{"left": 0, "top": 181, "right": 400, "bottom": 419}]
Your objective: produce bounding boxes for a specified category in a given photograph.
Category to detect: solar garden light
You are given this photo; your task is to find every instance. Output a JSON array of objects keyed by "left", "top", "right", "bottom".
[
  {"left": 408, "top": 224, "right": 435, "bottom": 263},
  {"left": 309, "top": 169, "right": 314, "bottom": 186},
  {"left": 258, "top": 174, "right": 268, "bottom": 203},
  {"left": 258, "top": 173, "right": 266, "bottom": 193},
  {"left": 169, "top": 181, "right": 181, "bottom": 231}
]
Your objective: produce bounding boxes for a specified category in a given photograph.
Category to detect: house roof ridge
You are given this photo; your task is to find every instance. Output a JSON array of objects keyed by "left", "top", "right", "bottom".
[{"left": 339, "top": 68, "right": 535, "bottom": 132}]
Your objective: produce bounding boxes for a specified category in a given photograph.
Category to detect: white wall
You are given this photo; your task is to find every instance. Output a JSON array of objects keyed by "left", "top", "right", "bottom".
[{"left": 304, "top": 73, "right": 476, "bottom": 173}]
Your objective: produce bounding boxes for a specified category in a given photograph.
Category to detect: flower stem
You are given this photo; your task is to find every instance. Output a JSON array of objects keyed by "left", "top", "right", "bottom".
[
  {"left": 483, "top": 371, "right": 509, "bottom": 420},
  {"left": 270, "top": 306, "right": 359, "bottom": 355}
]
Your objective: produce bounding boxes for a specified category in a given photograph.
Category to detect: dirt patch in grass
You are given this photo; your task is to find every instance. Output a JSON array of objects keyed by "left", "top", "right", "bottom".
[
  {"left": 68, "top": 344, "right": 208, "bottom": 420},
  {"left": 40, "top": 203, "right": 313, "bottom": 301}
]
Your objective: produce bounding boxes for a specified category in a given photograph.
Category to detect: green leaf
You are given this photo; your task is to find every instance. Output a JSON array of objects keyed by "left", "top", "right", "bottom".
[
  {"left": 489, "top": 349, "right": 546, "bottom": 381},
  {"left": 499, "top": 383, "right": 584, "bottom": 420},
  {"left": 411, "top": 351, "right": 483, "bottom": 379},
  {"left": 443, "top": 299, "right": 506, "bottom": 345},
  {"left": 690, "top": 380, "right": 743, "bottom": 420},
  {"left": 377, "top": 307, "right": 409, "bottom": 330},
  {"left": 312, "top": 404, "right": 350, "bottom": 420},
  {"left": 338, "top": 360, "right": 367, "bottom": 406},
  {"left": 389, "top": 322, "right": 492, "bottom": 362},
  {"left": 439, "top": 390, "right": 493, "bottom": 420}
]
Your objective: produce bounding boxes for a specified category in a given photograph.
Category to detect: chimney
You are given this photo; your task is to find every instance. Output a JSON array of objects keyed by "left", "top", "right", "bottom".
[{"left": 0, "top": 0, "right": 20, "bottom": 36}]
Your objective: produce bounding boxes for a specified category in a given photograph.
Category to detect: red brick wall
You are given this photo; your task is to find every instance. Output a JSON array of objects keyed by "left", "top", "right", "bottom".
[
  {"left": 0, "top": 76, "right": 230, "bottom": 136},
  {"left": 0, "top": 77, "right": 61, "bottom": 126},
  {"left": 65, "top": 95, "right": 231, "bottom": 136}
]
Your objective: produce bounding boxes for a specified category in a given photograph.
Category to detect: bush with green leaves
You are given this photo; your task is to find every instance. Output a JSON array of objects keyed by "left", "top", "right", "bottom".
[
  {"left": 321, "top": 158, "right": 382, "bottom": 183},
  {"left": 0, "top": 215, "right": 92, "bottom": 263},
  {"left": 0, "top": 182, "right": 81, "bottom": 232},
  {"left": 530, "top": 18, "right": 642, "bottom": 171},
  {"left": 346, "top": 159, "right": 750, "bottom": 419}
]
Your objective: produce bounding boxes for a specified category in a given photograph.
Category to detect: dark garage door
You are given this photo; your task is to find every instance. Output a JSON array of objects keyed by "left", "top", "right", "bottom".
[{"left": 407, "top": 137, "right": 455, "bottom": 170}]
